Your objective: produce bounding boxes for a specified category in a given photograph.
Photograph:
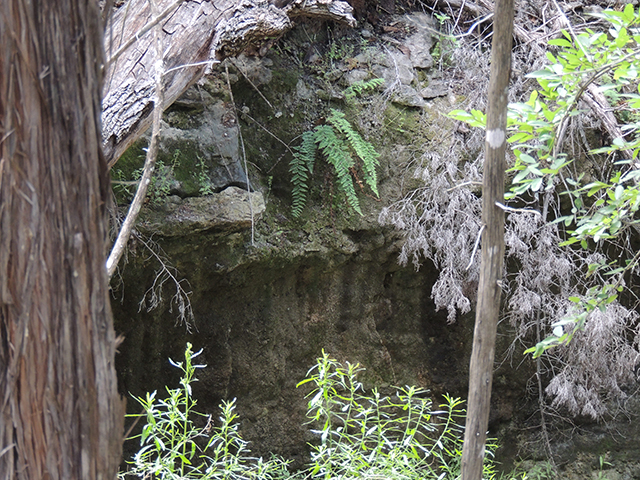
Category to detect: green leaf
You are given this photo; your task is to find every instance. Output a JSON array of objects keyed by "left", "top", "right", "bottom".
[
  {"left": 527, "top": 68, "right": 557, "bottom": 79},
  {"left": 519, "top": 153, "right": 537, "bottom": 165},
  {"left": 548, "top": 38, "right": 573, "bottom": 48},
  {"left": 508, "top": 132, "right": 533, "bottom": 144},
  {"left": 614, "top": 184, "right": 625, "bottom": 200},
  {"left": 449, "top": 109, "right": 486, "bottom": 128},
  {"left": 530, "top": 177, "right": 543, "bottom": 192},
  {"left": 512, "top": 169, "right": 530, "bottom": 184}
]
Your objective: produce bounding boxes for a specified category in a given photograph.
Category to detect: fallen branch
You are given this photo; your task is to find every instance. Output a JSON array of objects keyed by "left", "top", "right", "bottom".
[
  {"left": 102, "top": 0, "right": 355, "bottom": 168},
  {"left": 106, "top": 0, "right": 165, "bottom": 278}
]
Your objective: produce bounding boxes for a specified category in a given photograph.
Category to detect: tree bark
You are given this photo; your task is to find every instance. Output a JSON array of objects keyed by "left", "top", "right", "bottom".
[
  {"left": 0, "top": 1, "right": 125, "bottom": 478},
  {"left": 461, "top": 1, "right": 514, "bottom": 479},
  {"left": 102, "top": 0, "right": 356, "bottom": 168}
]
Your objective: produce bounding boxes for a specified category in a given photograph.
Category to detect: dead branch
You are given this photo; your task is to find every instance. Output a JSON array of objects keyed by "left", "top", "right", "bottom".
[
  {"left": 102, "top": 0, "right": 355, "bottom": 168},
  {"left": 106, "top": 0, "right": 166, "bottom": 279}
]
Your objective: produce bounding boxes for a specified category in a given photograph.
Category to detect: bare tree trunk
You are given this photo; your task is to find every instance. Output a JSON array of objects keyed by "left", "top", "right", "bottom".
[
  {"left": 102, "top": 0, "right": 356, "bottom": 168},
  {"left": 0, "top": 1, "right": 125, "bottom": 478},
  {"left": 461, "top": 1, "right": 514, "bottom": 479}
]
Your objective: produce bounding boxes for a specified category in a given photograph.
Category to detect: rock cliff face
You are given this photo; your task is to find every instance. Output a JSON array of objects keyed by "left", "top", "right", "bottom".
[
  {"left": 111, "top": 10, "right": 640, "bottom": 478},
  {"left": 111, "top": 10, "right": 486, "bottom": 464},
  {"left": 114, "top": 220, "right": 482, "bottom": 464}
]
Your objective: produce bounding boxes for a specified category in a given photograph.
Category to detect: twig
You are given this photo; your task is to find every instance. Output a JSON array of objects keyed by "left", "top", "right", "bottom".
[
  {"left": 241, "top": 111, "right": 295, "bottom": 157},
  {"left": 134, "top": 231, "right": 194, "bottom": 331},
  {"left": 535, "top": 311, "right": 557, "bottom": 472},
  {"left": 465, "top": 224, "right": 484, "bottom": 271},
  {"left": 447, "top": 180, "right": 482, "bottom": 191},
  {"left": 230, "top": 59, "right": 275, "bottom": 111},
  {"left": 495, "top": 201, "right": 542, "bottom": 215},
  {"left": 123, "top": 409, "right": 145, "bottom": 441},
  {"left": 165, "top": 59, "right": 220, "bottom": 74},
  {"left": 107, "top": 0, "right": 165, "bottom": 278}
]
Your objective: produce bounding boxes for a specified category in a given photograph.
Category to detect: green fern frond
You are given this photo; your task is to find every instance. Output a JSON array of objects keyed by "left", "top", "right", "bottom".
[
  {"left": 314, "top": 125, "right": 362, "bottom": 215},
  {"left": 289, "top": 131, "right": 317, "bottom": 217},
  {"left": 298, "top": 130, "right": 317, "bottom": 175},
  {"left": 344, "top": 78, "right": 384, "bottom": 102},
  {"left": 326, "top": 109, "right": 380, "bottom": 197},
  {"left": 289, "top": 102, "right": 381, "bottom": 217}
]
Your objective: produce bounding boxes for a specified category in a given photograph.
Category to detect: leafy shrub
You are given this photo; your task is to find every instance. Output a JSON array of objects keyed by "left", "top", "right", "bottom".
[
  {"left": 297, "top": 350, "right": 497, "bottom": 480},
  {"left": 120, "top": 343, "right": 291, "bottom": 479},
  {"left": 122, "top": 346, "right": 500, "bottom": 480},
  {"left": 384, "top": 5, "right": 640, "bottom": 418}
]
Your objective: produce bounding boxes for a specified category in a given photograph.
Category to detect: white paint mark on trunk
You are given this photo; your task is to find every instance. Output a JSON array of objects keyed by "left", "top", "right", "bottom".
[{"left": 486, "top": 129, "right": 505, "bottom": 149}]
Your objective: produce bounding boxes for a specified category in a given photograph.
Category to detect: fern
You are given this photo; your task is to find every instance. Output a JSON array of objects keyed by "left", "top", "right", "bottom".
[
  {"left": 344, "top": 78, "right": 384, "bottom": 102},
  {"left": 326, "top": 109, "right": 380, "bottom": 196},
  {"left": 313, "top": 124, "right": 362, "bottom": 215},
  {"left": 288, "top": 88, "right": 381, "bottom": 217},
  {"left": 290, "top": 131, "right": 317, "bottom": 217}
]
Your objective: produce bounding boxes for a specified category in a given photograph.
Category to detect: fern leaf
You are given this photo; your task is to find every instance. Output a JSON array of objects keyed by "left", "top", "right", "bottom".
[
  {"left": 289, "top": 131, "right": 317, "bottom": 217},
  {"left": 314, "top": 125, "right": 362, "bottom": 215},
  {"left": 298, "top": 130, "right": 317, "bottom": 175},
  {"left": 327, "top": 109, "right": 380, "bottom": 197},
  {"left": 344, "top": 78, "right": 384, "bottom": 101}
]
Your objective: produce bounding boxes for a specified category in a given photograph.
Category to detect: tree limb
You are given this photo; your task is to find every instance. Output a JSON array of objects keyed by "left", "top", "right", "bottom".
[
  {"left": 106, "top": 0, "right": 166, "bottom": 278},
  {"left": 102, "top": 0, "right": 356, "bottom": 168}
]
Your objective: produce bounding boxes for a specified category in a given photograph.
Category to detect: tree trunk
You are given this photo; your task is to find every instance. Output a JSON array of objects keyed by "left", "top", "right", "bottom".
[
  {"left": 461, "top": 1, "right": 514, "bottom": 479},
  {"left": 0, "top": 1, "right": 125, "bottom": 478},
  {"left": 102, "top": 0, "right": 356, "bottom": 168}
]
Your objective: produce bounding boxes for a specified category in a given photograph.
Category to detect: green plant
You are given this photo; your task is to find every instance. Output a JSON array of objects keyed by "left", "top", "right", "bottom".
[
  {"left": 197, "top": 155, "right": 215, "bottom": 196},
  {"left": 124, "top": 346, "right": 505, "bottom": 480},
  {"left": 529, "top": 461, "right": 555, "bottom": 480},
  {"left": 326, "top": 38, "right": 354, "bottom": 66},
  {"left": 112, "top": 149, "right": 180, "bottom": 203},
  {"left": 297, "top": 350, "right": 497, "bottom": 480},
  {"left": 450, "top": 5, "right": 640, "bottom": 359},
  {"left": 595, "top": 455, "right": 613, "bottom": 480},
  {"left": 121, "top": 343, "right": 290, "bottom": 479},
  {"left": 289, "top": 108, "right": 380, "bottom": 217},
  {"left": 343, "top": 78, "right": 384, "bottom": 102},
  {"left": 434, "top": 12, "right": 450, "bottom": 25}
]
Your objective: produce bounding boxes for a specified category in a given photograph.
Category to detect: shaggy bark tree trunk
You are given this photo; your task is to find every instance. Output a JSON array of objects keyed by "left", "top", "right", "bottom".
[
  {"left": 0, "top": 1, "right": 125, "bottom": 478},
  {"left": 102, "top": 0, "right": 356, "bottom": 168},
  {"left": 461, "top": 0, "right": 514, "bottom": 479}
]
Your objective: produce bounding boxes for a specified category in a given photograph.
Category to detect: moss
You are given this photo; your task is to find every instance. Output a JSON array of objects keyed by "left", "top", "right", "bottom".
[
  {"left": 270, "top": 65, "right": 300, "bottom": 93},
  {"left": 111, "top": 138, "right": 216, "bottom": 204},
  {"left": 109, "top": 139, "right": 148, "bottom": 204},
  {"left": 382, "top": 103, "right": 423, "bottom": 141},
  {"left": 163, "top": 106, "right": 205, "bottom": 130},
  {"left": 156, "top": 139, "right": 203, "bottom": 196},
  {"left": 112, "top": 138, "right": 148, "bottom": 176}
]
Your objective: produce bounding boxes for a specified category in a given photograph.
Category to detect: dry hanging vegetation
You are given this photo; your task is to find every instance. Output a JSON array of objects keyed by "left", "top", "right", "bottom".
[{"left": 380, "top": 0, "right": 640, "bottom": 425}]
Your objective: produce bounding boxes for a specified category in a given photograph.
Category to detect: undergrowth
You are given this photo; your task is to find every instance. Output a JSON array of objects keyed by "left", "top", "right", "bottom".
[
  {"left": 380, "top": 4, "right": 640, "bottom": 420},
  {"left": 297, "top": 350, "right": 497, "bottom": 480},
  {"left": 121, "top": 345, "right": 505, "bottom": 480},
  {"left": 120, "top": 343, "right": 289, "bottom": 480}
]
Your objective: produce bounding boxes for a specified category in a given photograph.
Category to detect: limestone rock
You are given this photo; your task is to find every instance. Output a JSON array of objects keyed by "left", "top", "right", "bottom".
[
  {"left": 372, "top": 50, "right": 416, "bottom": 86},
  {"left": 402, "top": 13, "right": 435, "bottom": 69},
  {"left": 160, "top": 98, "right": 247, "bottom": 194},
  {"left": 392, "top": 84, "right": 425, "bottom": 107},
  {"left": 137, "top": 187, "right": 265, "bottom": 236},
  {"left": 420, "top": 80, "right": 448, "bottom": 99}
]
